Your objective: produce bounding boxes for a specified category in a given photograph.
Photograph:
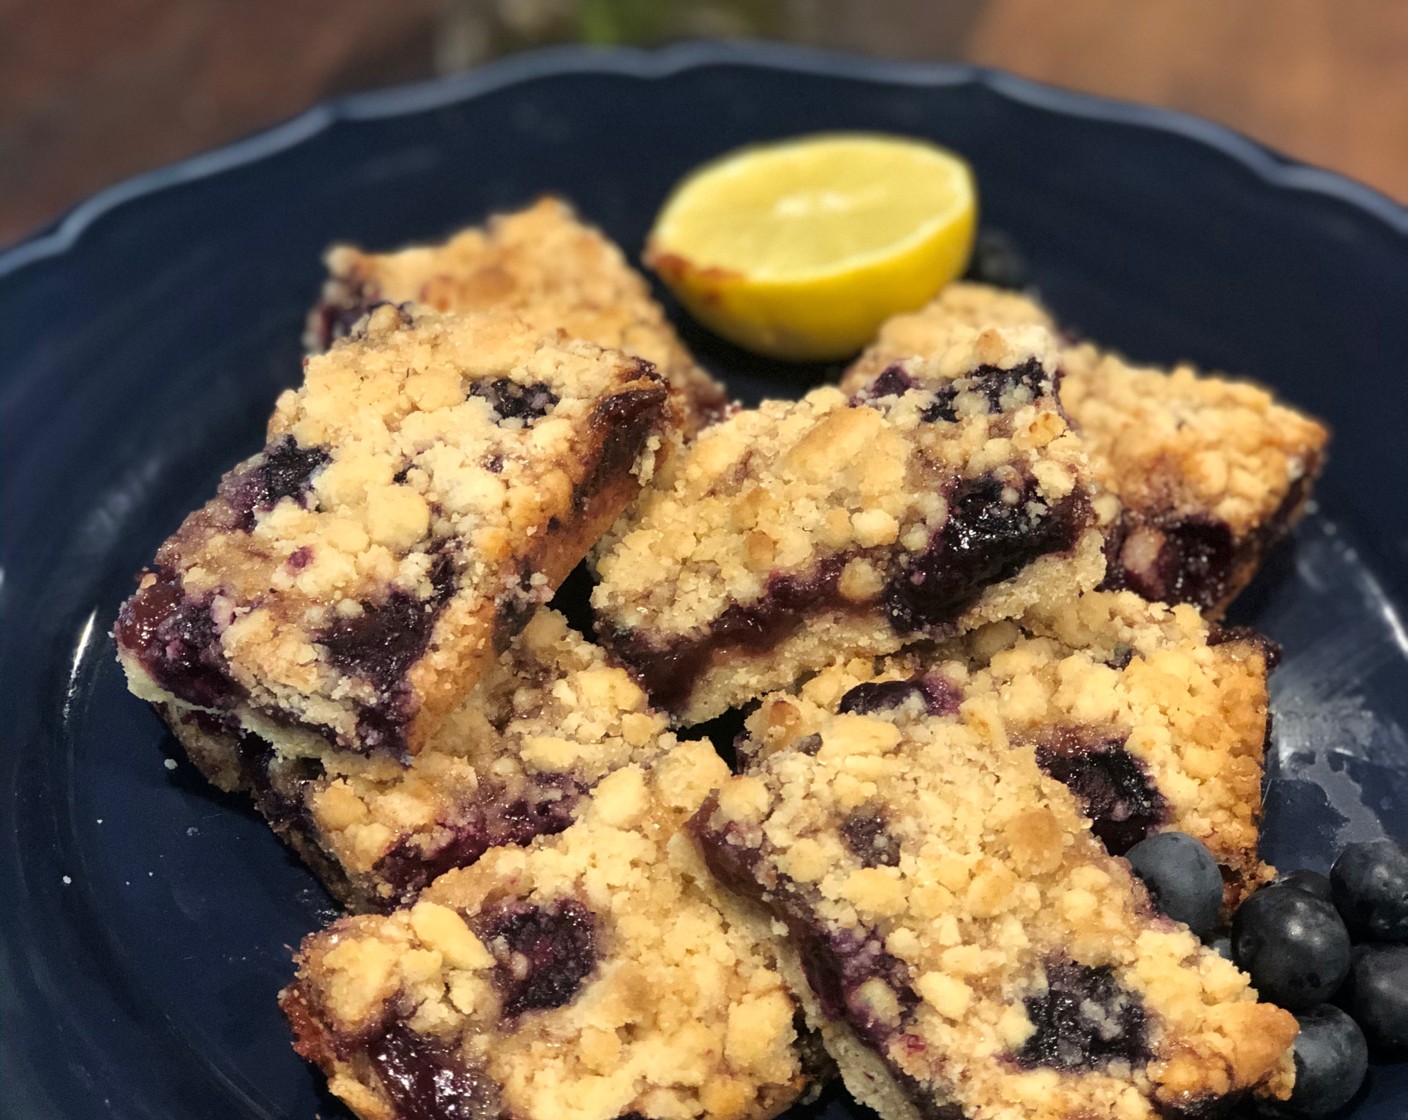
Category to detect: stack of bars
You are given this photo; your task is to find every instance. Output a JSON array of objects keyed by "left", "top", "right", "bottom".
[{"left": 115, "top": 199, "right": 1328, "bottom": 1120}]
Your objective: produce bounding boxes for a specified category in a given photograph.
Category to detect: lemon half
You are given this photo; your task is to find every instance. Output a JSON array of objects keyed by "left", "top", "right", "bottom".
[{"left": 645, "top": 133, "right": 977, "bottom": 361}]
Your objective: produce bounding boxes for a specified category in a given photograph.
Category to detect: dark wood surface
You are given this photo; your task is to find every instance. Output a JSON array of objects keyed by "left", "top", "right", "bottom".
[{"left": 3, "top": 0, "right": 1404, "bottom": 247}]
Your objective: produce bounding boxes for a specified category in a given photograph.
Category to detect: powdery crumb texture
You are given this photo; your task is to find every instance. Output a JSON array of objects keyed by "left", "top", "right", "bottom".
[
  {"left": 165, "top": 610, "right": 677, "bottom": 913},
  {"left": 310, "top": 196, "right": 729, "bottom": 435},
  {"left": 593, "top": 324, "right": 1105, "bottom": 724},
  {"left": 692, "top": 694, "right": 1297, "bottom": 1120},
  {"left": 842, "top": 282, "right": 1329, "bottom": 613},
  {"left": 115, "top": 304, "right": 672, "bottom": 761},
  {"left": 745, "top": 589, "right": 1275, "bottom": 912},
  {"left": 281, "top": 740, "right": 808, "bottom": 1120}
]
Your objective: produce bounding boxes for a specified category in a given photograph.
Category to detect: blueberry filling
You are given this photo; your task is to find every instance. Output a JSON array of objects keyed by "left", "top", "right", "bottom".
[
  {"left": 689, "top": 795, "right": 915, "bottom": 1046},
  {"left": 853, "top": 364, "right": 918, "bottom": 403},
  {"left": 840, "top": 810, "right": 902, "bottom": 868},
  {"left": 573, "top": 379, "right": 668, "bottom": 513},
  {"left": 1015, "top": 957, "right": 1151, "bottom": 1072},
  {"left": 1033, "top": 728, "right": 1168, "bottom": 856},
  {"left": 601, "top": 555, "right": 848, "bottom": 715},
  {"left": 218, "top": 436, "right": 332, "bottom": 530},
  {"left": 1100, "top": 513, "right": 1237, "bottom": 611},
  {"left": 918, "top": 359, "right": 1050, "bottom": 424},
  {"left": 469, "top": 377, "right": 560, "bottom": 424},
  {"left": 366, "top": 1021, "right": 500, "bottom": 1120},
  {"left": 838, "top": 675, "right": 960, "bottom": 719},
  {"left": 884, "top": 475, "right": 1089, "bottom": 635},
  {"left": 605, "top": 473, "right": 1088, "bottom": 714},
  {"left": 1206, "top": 624, "right": 1282, "bottom": 670},
  {"left": 318, "top": 553, "right": 456, "bottom": 691},
  {"left": 798, "top": 925, "right": 919, "bottom": 1046},
  {"left": 115, "top": 568, "right": 236, "bottom": 710},
  {"left": 373, "top": 774, "right": 586, "bottom": 907},
  {"left": 477, "top": 898, "right": 598, "bottom": 1018}
]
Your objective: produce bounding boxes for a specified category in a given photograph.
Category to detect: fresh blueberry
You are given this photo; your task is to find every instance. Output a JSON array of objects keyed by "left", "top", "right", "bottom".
[
  {"left": 1209, "top": 934, "right": 1233, "bottom": 961},
  {"left": 1124, "top": 831, "right": 1222, "bottom": 939},
  {"left": 1347, "top": 944, "right": 1408, "bottom": 1051},
  {"left": 1282, "top": 1004, "right": 1368, "bottom": 1117},
  {"left": 1278, "top": 868, "right": 1334, "bottom": 904},
  {"left": 1231, "top": 885, "right": 1351, "bottom": 1011},
  {"left": 1330, "top": 838, "right": 1408, "bottom": 942}
]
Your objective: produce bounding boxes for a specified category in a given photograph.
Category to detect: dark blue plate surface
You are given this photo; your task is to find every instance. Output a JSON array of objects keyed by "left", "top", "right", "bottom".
[{"left": 3, "top": 41, "right": 1407, "bottom": 1120}]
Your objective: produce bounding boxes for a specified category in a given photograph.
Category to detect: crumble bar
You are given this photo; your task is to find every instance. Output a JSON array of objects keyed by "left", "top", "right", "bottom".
[
  {"left": 308, "top": 196, "right": 729, "bottom": 436},
  {"left": 281, "top": 739, "right": 812, "bottom": 1120},
  {"left": 742, "top": 590, "right": 1276, "bottom": 912},
  {"left": 842, "top": 282, "right": 1329, "bottom": 614},
  {"left": 593, "top": 324, "right": 1105, "bottom": 725},
  {"left": 163, "top": 610, "right": 676, "bottom": 912},
  {"left": 116, "top": 304, "right": 672, "bottom": 761},
  {"left": 690, "top": 691, "right": 1297, "bottom": 1120}
]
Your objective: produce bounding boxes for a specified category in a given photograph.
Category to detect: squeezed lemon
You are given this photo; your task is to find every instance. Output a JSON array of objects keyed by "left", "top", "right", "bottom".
[{"left": 645, "top": 133, "right": 976, "bottom": 361}]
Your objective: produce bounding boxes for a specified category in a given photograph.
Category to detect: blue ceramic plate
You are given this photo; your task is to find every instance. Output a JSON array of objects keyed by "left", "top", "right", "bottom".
[{"left": 3, "top": 41, "right": 1407, "bottom": 1120}]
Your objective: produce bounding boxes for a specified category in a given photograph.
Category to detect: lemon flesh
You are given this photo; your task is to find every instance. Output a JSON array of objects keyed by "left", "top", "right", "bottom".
[{"left": 646, "top": 133, "right": 976, "bottom": 361}]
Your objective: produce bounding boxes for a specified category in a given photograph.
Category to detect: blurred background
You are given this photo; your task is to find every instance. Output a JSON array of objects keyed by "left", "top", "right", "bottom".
[{"left": 4, "top": 0, "right": 1406, "bottom": 247}]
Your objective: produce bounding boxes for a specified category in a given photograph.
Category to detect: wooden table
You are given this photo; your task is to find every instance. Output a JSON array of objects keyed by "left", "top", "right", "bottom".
[{"left": 3, "top": 0, "right": 1405, "bottom": 246}]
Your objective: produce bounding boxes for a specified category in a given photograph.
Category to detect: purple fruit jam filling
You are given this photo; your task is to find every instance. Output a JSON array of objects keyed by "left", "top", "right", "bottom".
[
  {"left": 1101, "top": 513, "right": 1236, "bottom": 611},
  {"left": 601, "top": 555, "right": 847, "bottom": 715},
  {"left": 605, "top": 470, "right": 1088, "bottom": 714},
  {"left": 853, "top": 364, "right": 918, "bottom": 403},
  {"left": 838, "top": 675, "right": 960, "bottom": 718},
  {"left": 373, "top": 774, "right": 586, "bottom": 907},
  {"left": 918, "top": 358, "right": 1051, "bottom": 424},
  {"left": 115, "top": 568, "right": 237, "bottom": 710},
  {"left": 1015, "top": 957, "right": 1151, "bottom": 1072},
  {"left": 689, "top": 795, "right": 915, "bottom": 1046},
  {"left": 318, "top": 554, "right": 457, "bottom": 690},
  {"left": 367, "top": 1021, "right": 500, "bottom": 1120},
  {"left": 573, "top": 378, "right": 666, "bottom": 513},
  {"left": 1033, "top": 728, "right": 1168, "bottom": 856},
  {"left": 798, "top": 924, "right": 919, "bottom": 1046},
  {"left": 1207, "top": 624, "right": 1282, "bottom": 670},
  {"left": 884, "top": 475, "right": 1089, "bottom": 635},
  {"left": 469, "top": 377, "right": 560, "bottom": 424},
  {"left": 477, "top": 898, "right": 598, "bottom": 1018},
  {"left": 840, "top": 809, "right": 902, "bottom": 868},
  {"left": 218, "top": 436, "right": 332, "bottom": 530}
]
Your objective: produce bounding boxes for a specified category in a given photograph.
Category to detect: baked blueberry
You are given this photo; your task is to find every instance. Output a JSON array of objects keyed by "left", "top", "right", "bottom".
[
  {"left": 479, "top": 898, "right": 598, "bottom": 1018},
  {"left": 1124, "top": 831, "right": 1221, "bottom": 940},
  {"left": 1282, "top": 1004, "right": 1368, "bottom": 1117},
  {"left": 1346, "top": 944, "right": 1408, "bottom": 1051},
  {"left": 1277, "top": 868, "right": 1334, "bottom": 904},
  {"left": 1330, "top": 838, "right": 1408, "bottom": 942},
  {"left": 1231, "top": 885, "right": 1351, "bottom": 1011}
]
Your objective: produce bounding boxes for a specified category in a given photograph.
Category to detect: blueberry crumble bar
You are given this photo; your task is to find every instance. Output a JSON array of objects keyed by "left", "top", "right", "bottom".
[
  {"left": 741, "top": 589, "right": 1276, "bottom": 912},
  {"left": 593, "top": 324, "right": 1106, "bottom": 725},
  {"left": 281, "top": 739, "right": 813, "bottom": 1120},
  {"left": 842, "top": 282, "right": 1329, "bottom": 614},
  {"left": 308, "top": 197, "right": 730, "bottom": 436},
  {"left": 690, "top": 693, "right": 1297, "bottom": 1120},
  {"left": 116, "top": 305, "right": 673, "bottom": 762},
  {"left": 162, "top": 610, "right": 682, "bottom": 912}
]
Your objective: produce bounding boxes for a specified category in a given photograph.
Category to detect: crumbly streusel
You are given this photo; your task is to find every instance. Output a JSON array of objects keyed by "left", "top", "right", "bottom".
[
  {"left": 691, "top": 692, "right": 1296, "bottom": 1120},
  {"left": 308, "top": 196, "right": 729, "bottom": 436},
  {"left": 841, "top": 282, "right": 1328, "bottom": 614},
  {"left": 742, "top": 589, "right": 1275, "bottom": 912},
  {"left": 116, "top": 304, "right": 673, "bottom": 761},
  {"left": 282, "top": 739, "right": 810, "bottom": 1120},
  {"left": 165, "top": 610, "right": 679, "bottom": 912},
  {"left": 593, "top": 324, "right": 1105, "bottom": 725}
]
